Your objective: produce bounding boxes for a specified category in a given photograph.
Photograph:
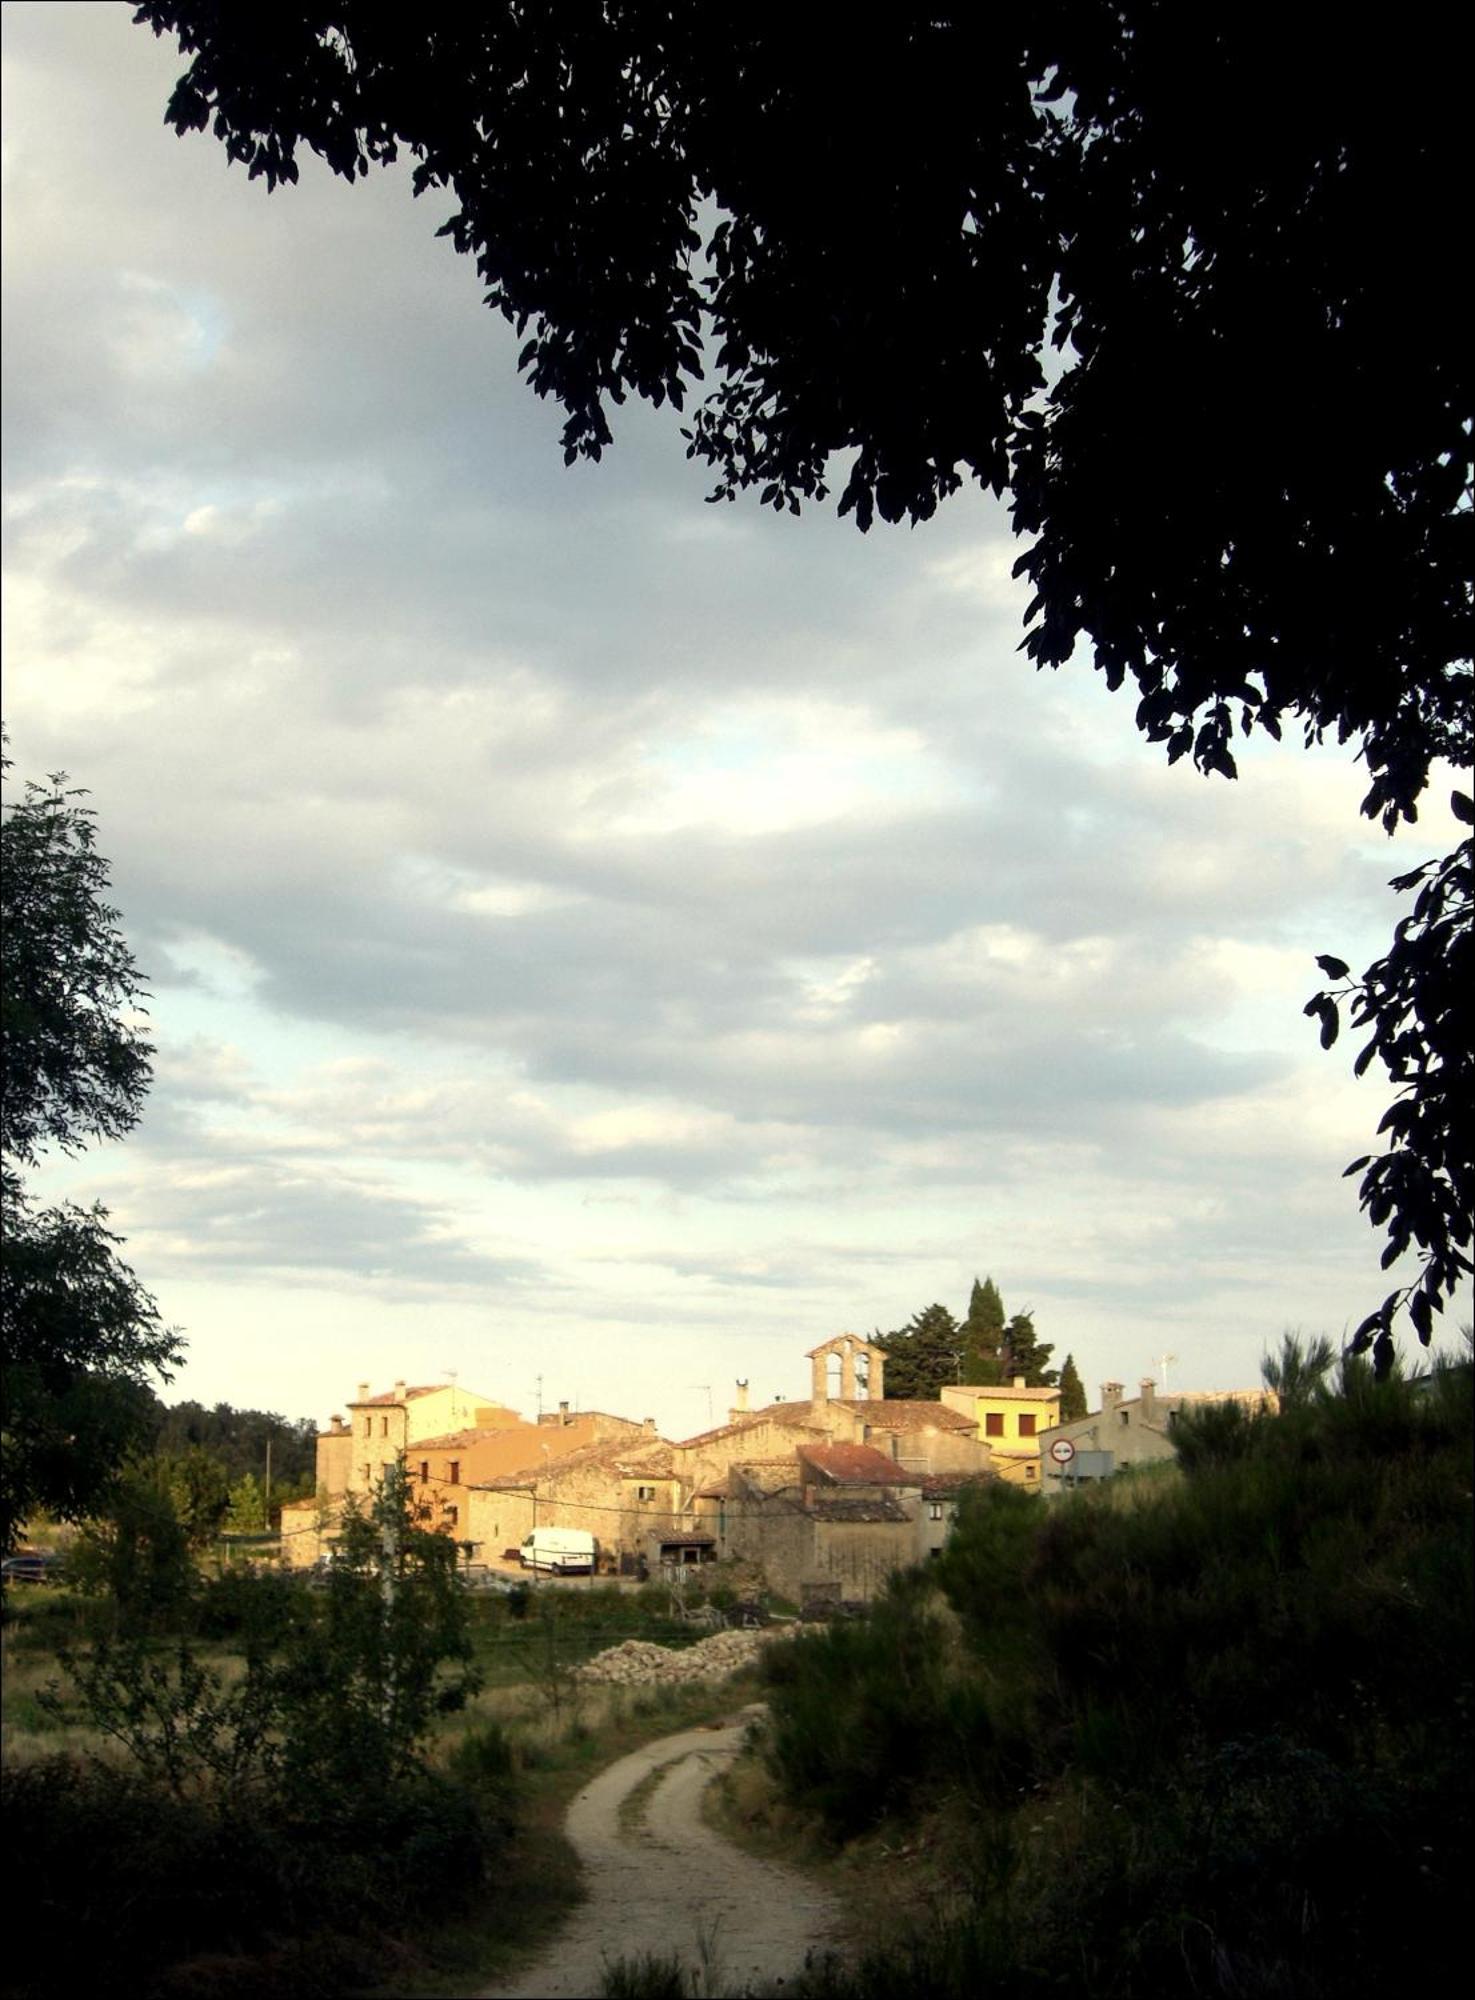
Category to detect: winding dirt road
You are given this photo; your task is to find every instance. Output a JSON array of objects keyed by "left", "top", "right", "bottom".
[{"left": 481, "top": 1705, "right": 847, "bottom": 1998}]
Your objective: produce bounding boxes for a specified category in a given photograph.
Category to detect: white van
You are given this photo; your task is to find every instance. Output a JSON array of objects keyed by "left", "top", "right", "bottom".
[{"left": 519, "top": 1527, "right": 597, "bottom": 1575}]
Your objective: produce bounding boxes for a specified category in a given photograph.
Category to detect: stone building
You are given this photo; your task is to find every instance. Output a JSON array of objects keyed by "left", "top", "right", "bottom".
[
  {"left": 1038, "top": 1378, "right": 1279, "bottom": 1493},
  {"left": 466, "top": 1430, "right": 676, "bottom": 1567},
  {"left": 279, "top": 1377, "right": 648, "bottom": 1568}
]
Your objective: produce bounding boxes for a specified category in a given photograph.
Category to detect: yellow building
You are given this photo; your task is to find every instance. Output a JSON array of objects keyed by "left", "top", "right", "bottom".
[{"left": 939, "top": 1379, "right": 1062, "bottom": 1489}]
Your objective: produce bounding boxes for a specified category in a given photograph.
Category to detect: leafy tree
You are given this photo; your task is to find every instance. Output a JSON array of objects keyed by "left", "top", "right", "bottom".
[
  {"left": 877, "top": 1303, "right": 964, "bottom": 1401},
  {"left": 149, "top": 1397, "right": 318, "bottom": 1499},
  {"left": 224, "top": 1472, "right": 266, "bottom": 1535},
  {"left": 131, "top": 6, "right": 1473, "bottom": 1350},
  {"left": 1057, "top": 1353, "right": 1087, "bottom": 1424},
  {"left": 1, "top": 751, "right": 180, "bottom": 1555},
  {"left": 68, "top": 1458, "right": 198, "bottom": 1632},
  {"left": 161, "top": 1447, "right": 232, "bottom": 1549},
  {"left": 959, "top": 1277, "right": 1006, "bottom": 1385},
  {"left": 1000, "top": 1311, "right": 1058, "bottom": 1389}
]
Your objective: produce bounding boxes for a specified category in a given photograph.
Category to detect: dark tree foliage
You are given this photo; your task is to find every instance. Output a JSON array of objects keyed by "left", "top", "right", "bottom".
[
  {"left": 876, "top": 1303, "right": 963, "bottom": 1401},
  {"left": 1000, "top": 1311, "right": 1059, "bottom": 1388},
  {"left": 1057, "top": 1352, "right": 1088, "bottom": 1424},
  {"left": 132, "top": 3, "right": 1474, "bottom": 1350},
  {"left": 1306, "top": 797, "right": 1474, "bottom": 1375},
  {"left": 960, "top": 1276, "right": 1006, "bottom": 1385},
  {"left": 147, "top": 1397, "right": 319, "bottom": 1492},
  {"left": 1, "top": 751, "right": 180, "bottom": 1552}
]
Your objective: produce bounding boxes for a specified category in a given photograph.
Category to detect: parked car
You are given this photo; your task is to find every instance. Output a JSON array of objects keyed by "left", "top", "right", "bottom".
[{"left": 2, "top": 1550, "right": 63, "bottom": 1584}]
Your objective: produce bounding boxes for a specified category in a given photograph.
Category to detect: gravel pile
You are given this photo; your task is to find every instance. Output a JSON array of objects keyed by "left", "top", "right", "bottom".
[{"left": 576, "top": 1626, "right": 790, "bottom": 1685}]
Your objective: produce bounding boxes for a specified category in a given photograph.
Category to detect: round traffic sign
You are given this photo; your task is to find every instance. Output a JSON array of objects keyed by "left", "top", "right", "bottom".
[{"left": 1048, "top": 1437, "right": 1077, "bottom": 1465}]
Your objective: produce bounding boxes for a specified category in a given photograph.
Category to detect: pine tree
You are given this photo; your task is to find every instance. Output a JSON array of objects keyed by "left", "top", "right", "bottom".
[
  {"left": 1000, "top": 1312, "right": 1059, "bottom": 1388},
  {"left": 1058, "top": 1353, "right": 1088, "bottom": 1423},
  {"left": 959, "top": 1276, "right": 1006, "bottom": 1384},
  {"left": 877, "top": 1303, "right": 963, "bottom": 1400}
]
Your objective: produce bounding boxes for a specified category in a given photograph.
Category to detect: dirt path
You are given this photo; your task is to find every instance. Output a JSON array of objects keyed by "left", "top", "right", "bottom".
[{"left": 480, "top": 1704, "right": 847, "bottom": 1998}]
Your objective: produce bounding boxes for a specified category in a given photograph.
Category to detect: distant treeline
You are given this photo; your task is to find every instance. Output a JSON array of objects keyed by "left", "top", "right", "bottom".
[{"left": 141, "top": 1395, "right": 318, "bottom": 1494}]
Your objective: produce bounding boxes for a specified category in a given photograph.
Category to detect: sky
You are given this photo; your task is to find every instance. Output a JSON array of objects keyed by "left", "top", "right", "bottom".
[{"left": 3, "top": 3, "right": 1467, "bottom": 1441}]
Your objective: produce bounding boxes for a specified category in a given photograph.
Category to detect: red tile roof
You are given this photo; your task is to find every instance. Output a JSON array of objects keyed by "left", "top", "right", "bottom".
[{"left": 798, "top": 1443, "right": 917, "bottom": 1486}]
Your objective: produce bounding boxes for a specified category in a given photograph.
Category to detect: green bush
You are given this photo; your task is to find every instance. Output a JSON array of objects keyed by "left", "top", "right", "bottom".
[{"left": 759, "top": 1357, "right": 1474, "bottom": 1993}]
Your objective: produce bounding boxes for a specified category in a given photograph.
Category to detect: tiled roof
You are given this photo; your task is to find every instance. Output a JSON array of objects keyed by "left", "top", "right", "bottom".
[
  {"left": 920, "top": 1472, "right": 992, "bottom": 1498},
  {"left": 846, "top": 1399, "right": 977, "bottom": 1432},
  {"left": 409, "top": 1428, "right": 499, "bottom": 1452},
  {"left": 476, "top": 1434, "right": 673, "bottom": 1489},
  {"left": 949, "top": 1384, "right": 1062, "bottom": 1400},
  {"left": 809, "top": 1495, "right": 911, "bottom": 1524},
  {"left": 673, "top": 1407, "right": 825, "bottom": 1449},
  {"left": 351, "top": 1385, "right": 441, "bottom": 1406},
  {"left": 798, "top": 1443, "right": 916, "bottom": 1487}
]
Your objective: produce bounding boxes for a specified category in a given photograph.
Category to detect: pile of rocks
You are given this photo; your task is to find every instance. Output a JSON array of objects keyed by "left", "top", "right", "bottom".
[{"left": 576, "top": 1626, "right": 789, "bottom": 1686}]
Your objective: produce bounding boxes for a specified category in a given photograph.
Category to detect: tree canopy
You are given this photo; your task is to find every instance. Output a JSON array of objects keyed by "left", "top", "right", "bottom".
[
  {"left": 875, "top": 1303, "right": 963, "bottom": 1402},
  {"left": 132, "top": 3, "right": 1473, "bottom": 1354},
  {"left": 1, "top": 752, "right": 180, "bottom": 1553}
]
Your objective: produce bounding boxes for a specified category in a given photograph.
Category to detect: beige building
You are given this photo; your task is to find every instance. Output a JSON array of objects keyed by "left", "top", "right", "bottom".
[
  {"left": 280, "top": 1378, "right": 648, "bottom": 1568},
  {"left": 467, "top": 1432, "right": 677, "bottom": 1566},
  {"left": 1039, "top": 1378, "right": 1278, "bottom": 1494}
]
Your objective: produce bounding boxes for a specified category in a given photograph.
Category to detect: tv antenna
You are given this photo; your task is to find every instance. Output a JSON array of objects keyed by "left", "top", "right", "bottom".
[
  {"left": 1154, "top": 1352, "right": 1178, "bottom": 1392},
  {"left": 688, "top": 1383, "right": 714, "bottom": 1424}
]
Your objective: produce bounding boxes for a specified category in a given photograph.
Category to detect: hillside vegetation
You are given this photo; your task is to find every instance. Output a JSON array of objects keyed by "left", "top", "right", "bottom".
[{"left": 756, "top": 1353, "right": 1472, "bottom": 1997}]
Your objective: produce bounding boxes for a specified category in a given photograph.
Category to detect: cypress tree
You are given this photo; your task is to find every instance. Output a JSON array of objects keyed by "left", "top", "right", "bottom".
[
  {"left": 1058, "top": 1353, "right": 1088, "bottom": 1422},
  {"left": 960, "top": 1275, "right": 1006, "bottom": 1384}
]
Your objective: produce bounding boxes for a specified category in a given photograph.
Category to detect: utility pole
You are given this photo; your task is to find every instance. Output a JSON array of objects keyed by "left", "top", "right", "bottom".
[{"left": 264, "top": 1436, "right": 272, "bottom": 1528}]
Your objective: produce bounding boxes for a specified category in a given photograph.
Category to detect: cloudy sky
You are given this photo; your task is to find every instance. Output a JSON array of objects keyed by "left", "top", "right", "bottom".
[{"left": 4, "top": 4, "right": 1465, "bottom": 1439}]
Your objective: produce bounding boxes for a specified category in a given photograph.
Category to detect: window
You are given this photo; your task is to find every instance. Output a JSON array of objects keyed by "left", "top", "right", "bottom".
[
  {"left": 381, "top": 1415, "right": 389, "bottom": 1437},
  {"left": 363, "top": 1416, "right": 371, "bottom": 1437},
  {"left": 985, "top": 1411, "right": 1004, "bottom": 1437},
  {"left": 448, "top": 1460, "right": 460, "bottom": 1485},
  {"left": 636, "top": 1485, "right": 657, "bottom": 1502},
  {"left": 928, "top": 1502, "right": 945, "bottom": 1521},
  {"left": 419, "top": 1461, "right": 429, "bottom": 1484},
  {"left": 362, "top": 1464, "right": 371, "bottom": 1485},
  {"left": 1018, "top": 1413, "right": 1037, "bottom": 1437},
  {"left": 416, "top": 1503, "right": 432, "bottom": 1521},
  {"left": 1119, "top": 1409, "right": 1131, "bottom": 1427},
  {"left": 443, "top": 1504, "right": 458, "bottom": 1527},
  {"left": 1025, "top": 1463, "right": 1038, "bottom": 1480}
]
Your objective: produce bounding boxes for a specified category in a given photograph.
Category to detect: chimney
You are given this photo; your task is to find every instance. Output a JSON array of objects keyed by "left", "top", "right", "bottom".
[
  {"left": 735, "top": 1380, "right": 750, "bottom": 1414},
  {"left": 1139, "top": 1377, "right": 1157, "bottom": 1425},
  {"left": 1102, "top": 1381, "right": 1124, "bottom": 1412},
  {"left": 393, "top": 1379, "right": 406, "bottom": 1403},
  {"left": 357, "top": 1382, "right": 370, "bottom": 1403},
  {"left": 643, "top": 1416, "right": 656, "bottom": 1432},
  {"left": 559, "top": 1399, "right": 571, "bottom": 1426},
  {"left": 329, "top": 1414, "right": 345, "bottom": 1434},
  {"left": 1013, "top": 1375, "right": 1026, "bottom": 1390}
]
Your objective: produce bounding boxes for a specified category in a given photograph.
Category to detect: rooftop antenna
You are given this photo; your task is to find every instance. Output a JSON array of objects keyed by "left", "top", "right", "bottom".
[
  {"left": 443, "top": 1368, "right": 460, "bottom": 1419},
  {"left": 535, "top": 1374, "right": 543, "bottom": 1420},
  {"left": 688, "top": 1383, "right": 714, "bottom": 1424},
  {"left": 1155, "top": 1352, "right": 1178, "bottom": 1392}
]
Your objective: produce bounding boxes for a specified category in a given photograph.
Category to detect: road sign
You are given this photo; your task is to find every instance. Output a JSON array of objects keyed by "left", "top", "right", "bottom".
[{"left": 1048, "top": 1437, "right": 1077, "bottom": 1465}]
